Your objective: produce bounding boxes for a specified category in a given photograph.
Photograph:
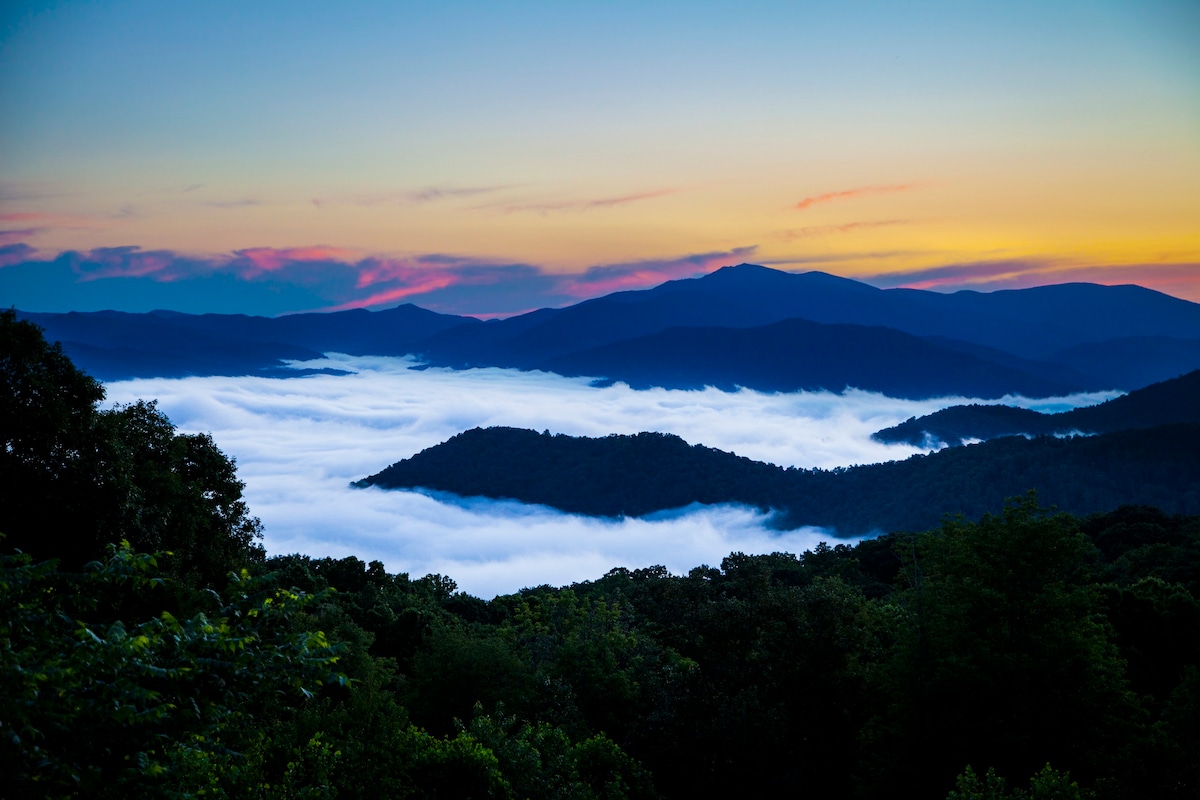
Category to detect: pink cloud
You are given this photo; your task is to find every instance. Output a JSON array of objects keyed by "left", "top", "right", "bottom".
[
  {"left": 794, "top": 184, "right": 915, "bottom": 211},
  {"left": 324, "top": 276, "right": 462, "bottom": 312},
  {"left": 349, "top": 255, "right": 511, "bottom": 289},
  {"left": 352, "top": 257, "right": 426, "bottom": 288},
  {"left": 70, "top": 246, "right": 182, "bottom": 281},
  {"left": 234, "top": 245, "right": 359, "bottom": 274}
]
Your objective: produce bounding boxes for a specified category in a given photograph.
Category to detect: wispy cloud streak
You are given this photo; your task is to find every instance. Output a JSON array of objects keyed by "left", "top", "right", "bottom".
[
  {"left": 406, "top": 185, "right": 508, "bottom": 204},
  {"left": 481, "top": 188, "right": 679, "bottom": 215},
  {"left": 309, "top": 185, "right": 509, "bottom": 209},
  {"left": 206, "top": 199, "right": 259, "bottom": 209},
  {"left": 0, "top": 228, "right": 42, "bottom": 245},
  {"left": 794, "top": 184, "right": 914, "bottom": 211},
  {"left": 777, "top": 220, "right": 907, "bottom": 240}
]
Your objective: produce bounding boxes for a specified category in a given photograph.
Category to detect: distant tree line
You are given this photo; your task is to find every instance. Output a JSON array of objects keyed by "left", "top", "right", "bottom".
[{"left": 4, "top": 310, "right": 1200, "bottom": 798}]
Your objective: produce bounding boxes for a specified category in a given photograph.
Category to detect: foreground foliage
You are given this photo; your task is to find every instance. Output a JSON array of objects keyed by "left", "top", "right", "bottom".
[{"left": 0, "top": 544, "right": 345, "bottom": 798}]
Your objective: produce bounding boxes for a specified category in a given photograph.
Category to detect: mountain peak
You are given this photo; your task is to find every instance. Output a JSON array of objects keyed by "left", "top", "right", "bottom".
[{"left": 699, "top": 264, "right": 879, "bottom": 293}]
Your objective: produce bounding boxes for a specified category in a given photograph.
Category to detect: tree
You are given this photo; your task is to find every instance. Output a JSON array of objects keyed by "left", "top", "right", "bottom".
[
  {"left": 876, "top": 496, "right": 1144, "bottom": 794},
  {"left": 947, "top": 763, "right": 1095, "bottom": 800},
  {"left": 0, "top": 310, "right": 263, "bottom": 583},
  {"left": 0, "top": 308, "right": 105, "bottom": 558}
]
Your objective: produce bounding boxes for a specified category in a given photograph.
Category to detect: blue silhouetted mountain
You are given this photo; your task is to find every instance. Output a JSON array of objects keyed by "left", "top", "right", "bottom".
[
  {"left": 411, "top": 264, "right": 1200, "bottom": 387},
  {"left": 632, "top": 265, "right": 1200, "bottom": 359},
  {"left": 412, "top": 286, "right": 768, "bottom": 369},
  {"left": 873, "top": 369, "right": 1200, "bottom": 446},
  {"left": 354, "top": 423, "right": 1200, "bottom": 536},
  {"left": 540, "top": 318, "right": 1081, "bottom": 399},
  {"left": 17, "top": 263, "right": 1200, "bottom": 391},
  {"left": 18, "top": 304, "right": 479, "bottom": 380},
  {"left": 1047, "top": 336, "right": 1200, "bottom": 390}
]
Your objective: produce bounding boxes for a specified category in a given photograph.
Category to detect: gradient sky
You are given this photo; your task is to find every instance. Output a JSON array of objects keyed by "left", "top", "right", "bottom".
[{"left": 2, "top": 0, "right": 1198, "bottom": 315}]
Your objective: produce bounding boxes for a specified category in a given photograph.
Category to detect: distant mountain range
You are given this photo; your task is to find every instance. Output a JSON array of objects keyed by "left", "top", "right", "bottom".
[
  {"left": 17, "top": 264, "right": 1200, "bottom": 396},
  {"left": 16, "top": 304, "right": 475, "bottom": 380},
  {"left": 873, "top": 369, "right": 1200, "bottom": 446},
  {"left": 355, "top": 423, "right": 1200, "bottom": 536}
]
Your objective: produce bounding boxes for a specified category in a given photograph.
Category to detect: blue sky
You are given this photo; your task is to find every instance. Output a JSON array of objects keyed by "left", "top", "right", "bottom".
[{"left": 2, "top": 0, "right": 1197, "bottom": 315}]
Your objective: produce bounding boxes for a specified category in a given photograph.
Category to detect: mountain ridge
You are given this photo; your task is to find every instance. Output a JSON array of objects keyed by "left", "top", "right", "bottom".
[{"left": 17, "top": 264, "right": 1200, "bottom": 391}]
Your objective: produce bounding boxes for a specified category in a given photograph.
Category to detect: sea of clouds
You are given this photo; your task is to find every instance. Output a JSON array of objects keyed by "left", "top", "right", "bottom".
[{"left": 104, "top": 355, "right": 1118, "bottom": 597}]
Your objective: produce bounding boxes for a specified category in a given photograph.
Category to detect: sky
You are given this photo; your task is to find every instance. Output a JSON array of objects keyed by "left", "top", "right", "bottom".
[
  {"left": 103, "top": 355, "right": 1117, "bottom": 597},
  {"left": 2, "top": 0, "right": 1198, "bottom": 316}
]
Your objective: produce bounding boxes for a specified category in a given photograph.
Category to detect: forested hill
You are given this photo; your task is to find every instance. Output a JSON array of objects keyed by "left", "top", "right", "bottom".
[
  {"left": 356, "top": 424, "right": 1200, "bottom": 535},
  {"left": 873, "top": 368, "right": 1200, "bottom": 446}
]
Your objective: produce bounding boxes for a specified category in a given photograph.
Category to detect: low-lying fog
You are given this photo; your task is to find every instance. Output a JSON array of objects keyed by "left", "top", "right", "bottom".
[{"left": 104, "top": 355, "right": 1119, "bottom": 598}]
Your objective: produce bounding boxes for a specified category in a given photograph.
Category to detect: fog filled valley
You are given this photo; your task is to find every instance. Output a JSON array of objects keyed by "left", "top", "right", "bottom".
[{"left": 103, "top": 354, "right": 1117, "bottom": 597}]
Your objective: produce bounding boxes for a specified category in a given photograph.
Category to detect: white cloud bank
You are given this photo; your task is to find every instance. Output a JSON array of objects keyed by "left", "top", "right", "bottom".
[{"left": 104, "top": 356, "right": 1119, "bottom": 597}]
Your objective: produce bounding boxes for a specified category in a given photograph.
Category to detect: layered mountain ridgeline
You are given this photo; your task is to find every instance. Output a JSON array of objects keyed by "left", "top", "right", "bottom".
[
  {"left": 415, "top": 264, "right": 1200, "bottom": 369},
  {"left": 18, "top": 264, "right": 1200, "bottom": 391},
  {"left": 540, "top": 317, "right": 1073, "bottom": 399},
  {"left": 18, "top": 303, "right": 477, "bottom": 380},
  {"left": 412, "top": 264, "right": 1200, "bottom": 390},
  {"left": 874, "top": 369, "right": 1200, "bottom": 446},
  {"left": 356, "top": 424, "right": 1200, "bottom": 535}
]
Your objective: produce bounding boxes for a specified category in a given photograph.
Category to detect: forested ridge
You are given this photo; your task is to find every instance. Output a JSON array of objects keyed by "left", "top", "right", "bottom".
[
  {"left": 873, "top": 369, "right": 1200, "bottom": 447},
  {"left": 4, "top": 309, "right": 1200, "bottom": 799},
  {"left": 359, "top": 425, "right": 1200, "bottom": 534}
]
